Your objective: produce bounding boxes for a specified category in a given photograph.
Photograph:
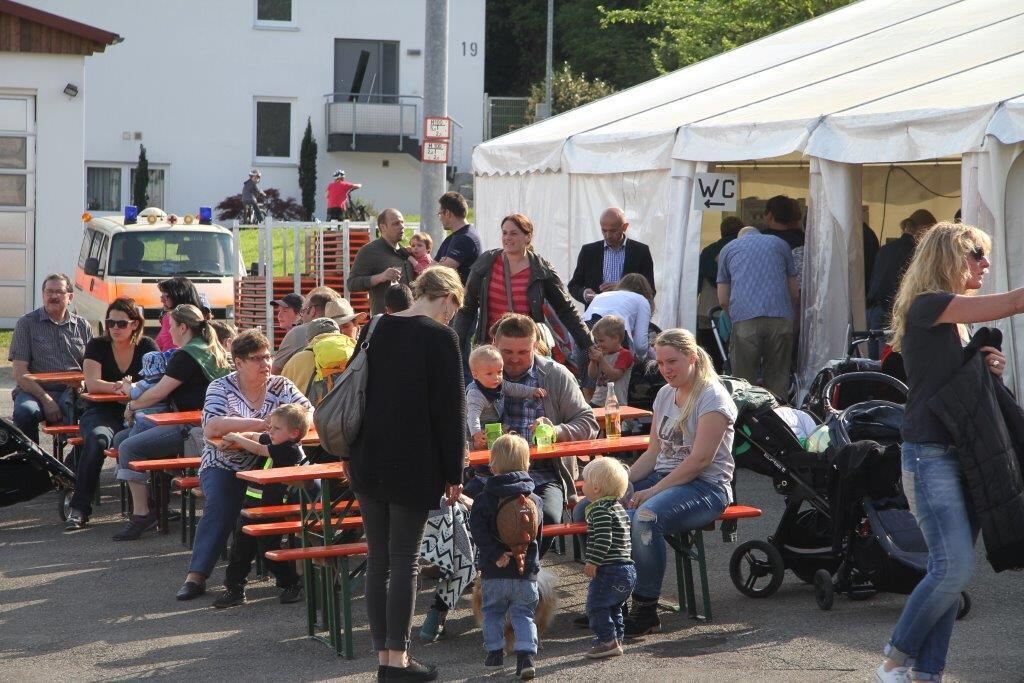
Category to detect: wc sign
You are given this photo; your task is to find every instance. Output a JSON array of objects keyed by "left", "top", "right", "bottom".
[{"left": 693, "top": 172, "right": 738, "bottom": 211}]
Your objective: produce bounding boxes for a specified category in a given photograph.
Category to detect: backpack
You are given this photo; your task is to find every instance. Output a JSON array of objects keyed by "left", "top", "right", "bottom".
[
  {"left": 540, "top": 302, "right": 581, "bottom": 376},
  {"left": 495, "top": 493, "right": 541, "bottom": 575},
  {"left": 313, "top": 315, "right": 382, "bottom": 459},
  {"left": 305, "top": 333, "right": 356, "bottom": 407}
]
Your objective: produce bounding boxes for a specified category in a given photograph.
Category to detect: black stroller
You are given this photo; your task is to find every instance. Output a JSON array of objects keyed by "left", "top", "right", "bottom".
[
  {"left": 0, "top": 416, "right": 75, "bottom": 508},
  {"left": 728, "top": 371, "right": 970, "bottom": 618}
]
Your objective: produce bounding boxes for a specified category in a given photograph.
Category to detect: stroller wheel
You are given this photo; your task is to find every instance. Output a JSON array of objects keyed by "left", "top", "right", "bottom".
[
  {"left": 814, "top": 569, "right": 834, "bottom": 610},
  {"left": 57, "top": 489, "right": 74, "bottom": 522},
  {"left": 729, "top": 540, "right": 785, "bottom": 598},
  {"left": 956, "top": 592, "right": 971, "bottom": 620}
]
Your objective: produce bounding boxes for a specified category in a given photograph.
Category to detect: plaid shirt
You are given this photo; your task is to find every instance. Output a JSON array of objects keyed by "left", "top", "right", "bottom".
[
  {"left": 503, "top": 361, "right": 557, "bottom": 483},
  {"left": 602, "top": 238, "right": 627, "bottom": 286}
]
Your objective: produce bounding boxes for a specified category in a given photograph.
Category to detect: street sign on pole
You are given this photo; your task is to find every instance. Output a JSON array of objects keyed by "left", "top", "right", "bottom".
[
  {"left": 693, "top": 172, "right": 738, "bottom": 211},
  {"left": 421, "top": 140, "right": 450, "bottom": 163},
  {"left": 424, "top": 116, "right": 451, "bottom": 140}
]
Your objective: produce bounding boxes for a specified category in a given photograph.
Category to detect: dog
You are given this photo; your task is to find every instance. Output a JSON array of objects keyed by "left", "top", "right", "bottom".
[{"left": 471, "top": 567, "right": 558, "bottom": 653}]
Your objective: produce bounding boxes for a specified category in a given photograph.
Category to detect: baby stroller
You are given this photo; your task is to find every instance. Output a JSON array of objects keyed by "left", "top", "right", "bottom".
[
  {"left": 728, "top": 371, "right": 971, "bottom": 618},
  {"left": 0, "top": 416, "right": 75, "bottom": 508}
]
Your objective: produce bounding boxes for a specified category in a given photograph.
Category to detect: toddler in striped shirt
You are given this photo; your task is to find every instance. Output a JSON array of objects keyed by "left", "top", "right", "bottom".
[{"left": 581, "top": 457, "right": 636, "bottom": 659}]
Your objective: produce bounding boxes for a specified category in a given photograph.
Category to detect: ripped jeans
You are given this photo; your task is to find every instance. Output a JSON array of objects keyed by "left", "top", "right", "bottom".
[{"left": 628, "top": 472, "right": 729, "bottom": 599}]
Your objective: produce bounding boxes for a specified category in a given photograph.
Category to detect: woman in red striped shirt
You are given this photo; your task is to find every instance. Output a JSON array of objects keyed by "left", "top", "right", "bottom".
[{"left": 455, "top": 213, "right": 592, "bottom": 354}]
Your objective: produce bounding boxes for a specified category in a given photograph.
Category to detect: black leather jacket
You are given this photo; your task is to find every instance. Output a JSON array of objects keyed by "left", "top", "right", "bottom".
[{"left": 928, "top": 327, "right": 1024, "bottom": 572}]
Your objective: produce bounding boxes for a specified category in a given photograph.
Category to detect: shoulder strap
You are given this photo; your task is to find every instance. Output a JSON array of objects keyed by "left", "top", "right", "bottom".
[
  {"left": 360, "top": 314, "right": 383, "bottom": 351},
  {"left": 502, "top": 254, "right": 515, "bottom": 310}
]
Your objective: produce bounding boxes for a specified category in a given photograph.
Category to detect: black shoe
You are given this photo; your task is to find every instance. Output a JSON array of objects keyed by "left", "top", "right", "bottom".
[
  {"left": 64, "top": 509, "right": 88, "bottom": 531},
  {"left": 213, "top": 588, "right": 245, "bottom": 608},
  {"left": 623, "top": 599, "right": 661, "bottom": 637},
  {"left": 573, "top": 613, "right": 589, "bottom": 628},
  {"left": 111, "top": 512, "right": 158, "bottom": 541},
  {"left": 381, "top": 659, "right": 437, "bottom": 681},
  {"left": 279, "top": 583, "right": 303, "bottom": 604},
  {"left": 515, "top": 652, "right": 535, "bottom": 680},
  {"left": 485, "top": 649, "right": 504, "bottom": 667},
  {"left": 176, "top": 580, "right": 206, "bottom": 601},
  {"left": 377, "top": 665, "right": 386, "bottom": 682}
]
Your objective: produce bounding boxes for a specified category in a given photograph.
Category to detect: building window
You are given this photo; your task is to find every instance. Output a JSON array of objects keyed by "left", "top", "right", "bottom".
[
  {"left": 255, "top": 100, "right": 292, "bottom": 159},
  {"left": 86, "top": 167, "right": 121, "bottom": 211},
  {"left": 130, "top": 168, "right": 166, "bottom": 211},
  {"left": 255, "top": 0, "right": 294, "bottom": 26}
]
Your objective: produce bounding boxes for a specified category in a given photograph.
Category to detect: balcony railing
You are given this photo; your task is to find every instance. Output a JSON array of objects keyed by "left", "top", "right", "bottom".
[{"left": 324, "top": 93, "right": 421, "bottom": 152}]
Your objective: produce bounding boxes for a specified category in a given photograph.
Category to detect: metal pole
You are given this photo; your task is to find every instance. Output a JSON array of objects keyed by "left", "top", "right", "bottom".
[
  {"left": 544, "top": 0, "right": 554, "bottom": 116},
  {"left": 419, "top": 0, "right": 448, "bottom": 246},
  {"left": 264, "top": 217, "right": 274, "bottom": 348},
  {"left": 293, "top": 223, "right": 301, "bottom": 294}
]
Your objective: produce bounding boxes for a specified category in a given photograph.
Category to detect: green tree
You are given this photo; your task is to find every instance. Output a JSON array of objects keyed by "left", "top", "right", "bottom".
[
  {"left": 526, "top": 63, "right": 616, "bottom": 123},
  {"left": 600, "top": 0, "right": 854, "bottom": 73},
  {"left": 132, "top": 144, "right": 149, "bottom": 209},
  {"left": 298, "top": 117, "right": 317, "bottom": 220}
]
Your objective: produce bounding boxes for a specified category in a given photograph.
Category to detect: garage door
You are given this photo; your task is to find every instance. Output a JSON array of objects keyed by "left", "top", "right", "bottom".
[{"left": 0, "top": 95, "right": 35, "bottom": 328}]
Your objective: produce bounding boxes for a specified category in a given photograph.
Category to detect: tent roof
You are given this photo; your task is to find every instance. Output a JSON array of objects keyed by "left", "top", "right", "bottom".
[{"left": 474, "top": 0, "right": 1024, "bottom": 176}]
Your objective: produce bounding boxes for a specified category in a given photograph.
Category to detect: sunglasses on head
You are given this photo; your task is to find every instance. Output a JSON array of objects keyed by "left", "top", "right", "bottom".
[
  {"left": 969, "top": 246, "right": 986, "bottom": 262},
  {"left": 106, "top": 319, "right": 132, "bottom": 329}
]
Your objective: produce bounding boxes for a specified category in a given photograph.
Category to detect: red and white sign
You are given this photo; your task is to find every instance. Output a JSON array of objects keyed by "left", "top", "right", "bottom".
[
  {"left": 421, "top": 140, "right": 450, "bottom": 163},
  {"left": 424, "top": 116, "right": 452, "bottom": 140}
]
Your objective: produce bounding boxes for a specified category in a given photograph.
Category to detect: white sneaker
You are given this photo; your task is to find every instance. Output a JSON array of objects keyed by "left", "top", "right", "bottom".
[{"left": 874, "top": 662, "right": 910, "bottom": 682}]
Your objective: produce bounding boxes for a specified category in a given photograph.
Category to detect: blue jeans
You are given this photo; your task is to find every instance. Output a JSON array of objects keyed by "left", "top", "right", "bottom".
[
  {"left": 114, "top": 425, "right": 187, "bottom": 484},
  {"left": 69, "top": 407, "right": 122, "bottom": 516},
  {"left": 885, "top": 442, "right": 978, "bottom": 679},
  {"left": 481, "top": 577, "right": 539, "bottom": 654},
  {"left": 629, "top": 472, "right": 728, "bottom": 599},
  {"left": 188, "top": 466, "right": 248, "bottom": 578},
  {"left": 12, "top": 387, "right": 74, "bottom": 444},
  {"left": 587, "top": 562, "right": 636, "bottom": 643}
]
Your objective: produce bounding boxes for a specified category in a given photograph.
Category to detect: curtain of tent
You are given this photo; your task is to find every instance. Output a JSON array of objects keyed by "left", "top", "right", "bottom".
[
  {"left": 568, "top": 171, "right": 672, "bottom": 323},
  {"left": 664, "top": 160, "right": 709, "bottom": 331},
  {"left": 798, "top": 158, "right": 862, "bottom": 395},
  {"left": 961, "top": 140, "right": 1024, "bottom": 392}
]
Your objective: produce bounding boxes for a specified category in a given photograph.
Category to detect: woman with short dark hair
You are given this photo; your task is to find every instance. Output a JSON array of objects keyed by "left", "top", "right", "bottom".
[
  {"left": 65, "top": 297, "right": 157, "bottom": 530},
  {"left": 156, "top": 276, "right": 204, "bottom": 351}
]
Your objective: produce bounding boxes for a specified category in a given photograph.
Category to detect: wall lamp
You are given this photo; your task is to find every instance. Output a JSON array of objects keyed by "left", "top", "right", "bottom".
[{"left": 63, "top": 83, "right": 79, "bottom": 98}]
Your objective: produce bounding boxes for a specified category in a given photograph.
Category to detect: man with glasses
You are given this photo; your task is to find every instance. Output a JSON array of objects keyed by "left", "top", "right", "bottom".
[
  {"left": 9, "top": 274, "right": 92, "bottom": 443},
  {"left": 271, "top": 287, "right": 342, "bottom": 374},
  {"left": 433, "top": 191, "right": 480, "bottom": 284}
]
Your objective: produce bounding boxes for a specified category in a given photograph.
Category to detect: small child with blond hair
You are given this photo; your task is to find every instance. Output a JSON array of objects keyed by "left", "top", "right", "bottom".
[
  {"left": 469, "top": 433, "right": 543, "bottom": 679},
  {"left": 585, "top": 315, "right": 634, "bottom": 405},
  {"left": 581, "top": 457, "right": 635, "bottom": 658},
  {"left": 466, "top": 345, "right": 546, "bottom": 450}
]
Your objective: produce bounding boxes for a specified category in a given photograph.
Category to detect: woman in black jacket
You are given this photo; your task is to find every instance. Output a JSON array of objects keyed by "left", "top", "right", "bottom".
[
  {"left": 875, "top": 222, "right": 1024, "bottom": 682},
  {"left": 346, "top": 265, "right": 466, "bottom": 682},
  {"left": 453, "top": 213, "right": 593, "bottom": 355}
]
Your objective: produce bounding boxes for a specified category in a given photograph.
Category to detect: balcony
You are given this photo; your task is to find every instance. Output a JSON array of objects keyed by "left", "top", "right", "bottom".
[{"left": 324, "top": 93, "right": 421, "bottom": 158}]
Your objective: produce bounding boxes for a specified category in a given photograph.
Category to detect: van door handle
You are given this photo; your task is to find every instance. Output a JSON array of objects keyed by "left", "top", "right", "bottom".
[{"left": 90, "top": 279, "right": 95, "bottom": 292}]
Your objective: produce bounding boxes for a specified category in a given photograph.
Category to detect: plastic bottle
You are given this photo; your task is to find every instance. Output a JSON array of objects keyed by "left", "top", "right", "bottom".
[{"left": 604, "top": 382, "right": 621, "bottom": 439}]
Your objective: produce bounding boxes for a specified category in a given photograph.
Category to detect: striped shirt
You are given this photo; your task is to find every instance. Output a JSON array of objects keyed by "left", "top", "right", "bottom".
[
  {"left": 486, "top": 257, "right": 530, "bottom": 336},
  {"left": 200, "top": 372, "right": 312, "bottom": 473},
  {"left": 8, "top": 307, "right": 91, "bottom": 390},
  {"left": 602, "top": 239, "right": 627, "bottom": 286},
  {"left": 584, "top": 497, "right": 633, "bottom": 565}
]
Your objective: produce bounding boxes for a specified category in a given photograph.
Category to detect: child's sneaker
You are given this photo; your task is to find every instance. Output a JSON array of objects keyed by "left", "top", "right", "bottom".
[
  {"left": 586, "top": 640, "right": 623, "bottom": 659},
  {"left": 515, "top": 652, "right": 535, "bottom": 680},
  {"left": 484, "top": 649, "right": 504, "bottom": 667},
  {"left": 873, "top": 663, "right": 909, "bottom": 682}
]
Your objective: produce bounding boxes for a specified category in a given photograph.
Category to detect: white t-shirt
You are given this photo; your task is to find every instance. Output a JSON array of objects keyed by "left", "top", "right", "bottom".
[
  {"left": 652, "top": 381, "right": 737, "bottom": 499},
  {"left": 586, "top": 290, "right": 653, "bottom": 360}
]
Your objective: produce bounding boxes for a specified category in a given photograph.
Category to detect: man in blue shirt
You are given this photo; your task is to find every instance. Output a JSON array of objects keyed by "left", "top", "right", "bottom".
[
  {"left": 434, "top": 191, "right": 481, "bottom": 284},
  {"left": 717, "top": 227, "right": 800, "bottom": 399}
]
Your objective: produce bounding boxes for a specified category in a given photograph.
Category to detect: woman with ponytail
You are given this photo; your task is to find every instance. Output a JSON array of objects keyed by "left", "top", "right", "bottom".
[
  {"left": 112, "top": 304, "right": 231, "bottom": 541},
  {"left": 621, "top": 328, "right": 737, "bottom": 636}
]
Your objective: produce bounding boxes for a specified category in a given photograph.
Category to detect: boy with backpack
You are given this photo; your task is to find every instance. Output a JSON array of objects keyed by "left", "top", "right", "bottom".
[
  {"left": 280, "top": 317, "right": 355, "bottom": 407},
  {"left": 468, "top": 434, "right": 543, "bottom": 680}
]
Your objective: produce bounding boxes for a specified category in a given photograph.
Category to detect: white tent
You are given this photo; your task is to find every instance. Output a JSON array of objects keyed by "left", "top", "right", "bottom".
[{"left": 473, "top": 0, "right": 1024, "bottom": 392}]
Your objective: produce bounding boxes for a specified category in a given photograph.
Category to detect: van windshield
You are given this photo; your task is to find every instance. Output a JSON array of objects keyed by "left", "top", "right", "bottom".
[{"left": 108, "top": 231, "right": 235, "bottom": 277}]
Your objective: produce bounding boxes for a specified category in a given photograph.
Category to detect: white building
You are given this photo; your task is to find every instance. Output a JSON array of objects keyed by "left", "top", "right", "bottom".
[
  {"left": 0, "top": 0, "right": 120, "bottom": 324},
  {"left": 24, "top": 0, "right": 485, "bottom": 222}
]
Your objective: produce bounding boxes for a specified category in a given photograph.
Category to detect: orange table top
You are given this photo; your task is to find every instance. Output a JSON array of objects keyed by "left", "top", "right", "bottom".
[
  {"left": 468, "top": 435, "right": 649, "bottom": 467},
  {"left": 146, "top": 410, "right": 203, "bottom": 426},
  {"left": 236, "top": 462, "right": 345, "bottom": 484},
  {"left": 24, "top": 371, "right": 84, "bottom": 385},
  {"left": 209, "top": 427, "right": 320, "bottom": 450},
  {"left": 129, "top": 457, "right": 201, "bottom": 472},
  {"left": 593, "top": 406, "right": 652, "bottom": 420},
  {"left": 81, "top": 392, "right": 130, "bottom": 403}
]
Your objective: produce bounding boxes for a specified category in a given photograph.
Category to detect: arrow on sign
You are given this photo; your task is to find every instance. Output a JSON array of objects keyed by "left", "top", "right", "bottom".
[{"left": 704, "top": 199, "right": 725, "bottom": 208}]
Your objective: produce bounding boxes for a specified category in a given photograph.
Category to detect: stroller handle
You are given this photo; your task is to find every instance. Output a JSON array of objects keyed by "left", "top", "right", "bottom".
[{"left": 820, "top": 371, "right": 908, "bottom": 417}]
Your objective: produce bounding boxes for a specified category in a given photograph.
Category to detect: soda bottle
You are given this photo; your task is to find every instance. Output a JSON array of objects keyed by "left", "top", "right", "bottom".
[{"left": 604, "top": 382, "right": 621, "bottom": 439}]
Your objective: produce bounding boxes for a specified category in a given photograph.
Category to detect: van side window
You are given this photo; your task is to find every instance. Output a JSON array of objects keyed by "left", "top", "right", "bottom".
[
  {"left": 78, "top": 229, "right": 96, "bottom": 268},
  {"left": 88, "top": 231, "right": 106, "bottom": 273},
  {"left": 96, "top": 234, "right": 110, "bottom": 276}
]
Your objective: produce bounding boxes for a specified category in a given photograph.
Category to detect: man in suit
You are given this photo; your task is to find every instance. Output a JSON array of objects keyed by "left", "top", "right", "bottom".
[{"left": 568, "top": 207, "right": 656, "bottom": 308}]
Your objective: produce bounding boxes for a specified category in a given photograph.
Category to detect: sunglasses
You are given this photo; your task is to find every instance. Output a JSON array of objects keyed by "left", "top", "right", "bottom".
[
  {"left": 969, "top": 246, "right": 986, "bottom": 262},
  {"left": 106, "top": 319, "right": 132, "bottom": 329}
]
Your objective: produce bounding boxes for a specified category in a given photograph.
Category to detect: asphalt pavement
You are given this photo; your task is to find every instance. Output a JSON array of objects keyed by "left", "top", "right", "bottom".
[{"left": 1, "top": 373, "right": 1021, "bottom": 682}]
